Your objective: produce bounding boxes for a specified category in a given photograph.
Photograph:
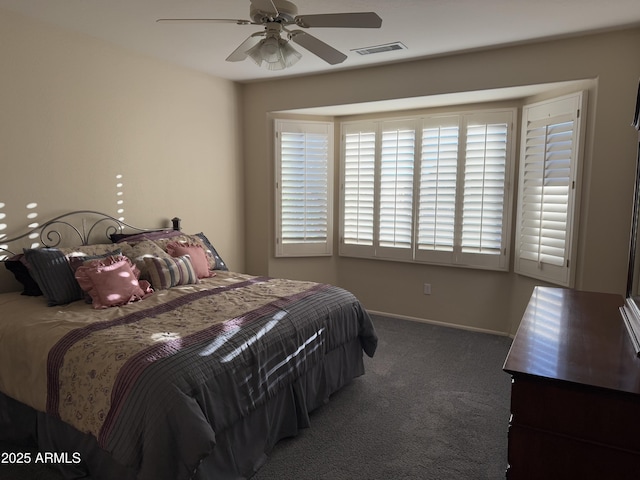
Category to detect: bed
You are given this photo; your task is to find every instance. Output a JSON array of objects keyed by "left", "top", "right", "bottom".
[{"left": 0, "top": 211, "right": 377, "bottom": 480}]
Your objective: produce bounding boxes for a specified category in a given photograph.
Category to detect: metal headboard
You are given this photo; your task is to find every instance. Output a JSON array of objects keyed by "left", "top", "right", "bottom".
[{"left": 0, "top": 210, "right": 181, "bottom": 259}]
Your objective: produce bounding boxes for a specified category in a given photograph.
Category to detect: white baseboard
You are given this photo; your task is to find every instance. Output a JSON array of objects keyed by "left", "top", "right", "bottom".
[{"left": 367, "top": 309, "right": 510, "bottom": 337}]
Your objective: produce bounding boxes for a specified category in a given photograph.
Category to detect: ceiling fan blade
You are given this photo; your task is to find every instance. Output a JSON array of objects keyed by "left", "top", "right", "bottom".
[
  {"left": 156, "top": 18, "right": 254, "bottom": 25},
  {"left": 294, "top": 12, "right": 382, "bottom": 29},
  {"left": 250, "top": 0, "right": 279, "bottom": 17},
  {"left": 226, "top": 33, "right": 264, "bottom": 62},
  {"left": 289, "top": 31, "right": 347, "bottom": 65}
]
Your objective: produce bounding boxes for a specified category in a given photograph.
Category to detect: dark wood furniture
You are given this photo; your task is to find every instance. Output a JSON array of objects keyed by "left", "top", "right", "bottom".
[{"left": 503, "top": 286, "right": 640, "bottom": 479}]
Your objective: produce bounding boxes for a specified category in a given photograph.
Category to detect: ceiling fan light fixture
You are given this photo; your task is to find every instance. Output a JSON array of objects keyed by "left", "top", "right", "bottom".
[
  {"left": 277, "top": 39, "right": 302, "bottom": 68},
  {"left": 159, "top": 1, "right": 382, "bottom": 71},
  {"left": 246, "top": 36, "right": 301, "bottom": 70}
]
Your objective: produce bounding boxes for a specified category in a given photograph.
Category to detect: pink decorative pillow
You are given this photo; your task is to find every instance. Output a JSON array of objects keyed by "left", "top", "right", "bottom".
[
  {"left": 165, "top": 242, "right": 212, "bottom": 278},
  {"left": 75, "top": 255, "right": 153, "bottom": 309}
]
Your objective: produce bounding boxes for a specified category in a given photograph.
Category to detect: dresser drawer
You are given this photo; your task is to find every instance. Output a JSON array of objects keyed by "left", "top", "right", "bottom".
[
  {"left": 507, "top": 423, "right": 640, "bottom": 480},
  {"left": 510, "top": 375, "right": 640, "bottom": 453}
]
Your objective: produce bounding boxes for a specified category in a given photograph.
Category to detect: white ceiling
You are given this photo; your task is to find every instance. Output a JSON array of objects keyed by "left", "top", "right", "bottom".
[{"left": 2, "top": 0, "right": 640, "bottom": 83}]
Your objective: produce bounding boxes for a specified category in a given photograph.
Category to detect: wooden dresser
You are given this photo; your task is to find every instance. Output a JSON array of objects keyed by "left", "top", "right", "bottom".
[{"left": 503, "top": 287, "right": 640, "bottom": 479}]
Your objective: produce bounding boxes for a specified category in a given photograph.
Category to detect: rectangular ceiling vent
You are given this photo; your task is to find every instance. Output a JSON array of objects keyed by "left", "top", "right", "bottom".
[{"left": 352, "top": 42, "right": 407, "bottom": 56}]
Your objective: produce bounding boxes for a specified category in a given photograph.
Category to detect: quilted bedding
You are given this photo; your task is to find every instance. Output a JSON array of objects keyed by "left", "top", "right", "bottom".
[{"left": 0, "top": 271, "right": 377, "bottom": 479}]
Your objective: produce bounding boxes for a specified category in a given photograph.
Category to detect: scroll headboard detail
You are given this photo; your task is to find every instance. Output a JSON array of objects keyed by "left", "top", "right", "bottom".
[{"left": 0, "top": 210, "right": 181, "bottom": 259}]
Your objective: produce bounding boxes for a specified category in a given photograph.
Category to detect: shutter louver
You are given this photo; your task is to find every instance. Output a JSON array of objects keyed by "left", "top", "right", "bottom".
[
  {"left": 343, "top": 130, "right": 375, "bottom": 246},
  {"left": 519, "top": 117, "right": 573, "bottom": 266},
  {"left": 379, "top": 126, "right": 415, "bottom": 250},
  {"left": 280, "top": 131, "right": 329, "bottom": 244},
  {"left": 462, "top": 122, "right": 508, "bottom": 255},
  {"left": 418, "top": 124, "right": 459, "bottom": 252}
]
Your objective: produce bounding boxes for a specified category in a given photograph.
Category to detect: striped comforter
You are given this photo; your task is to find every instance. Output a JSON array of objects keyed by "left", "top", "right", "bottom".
[{"left": 30, "top": 273, "right": 377, "bottom": 479}]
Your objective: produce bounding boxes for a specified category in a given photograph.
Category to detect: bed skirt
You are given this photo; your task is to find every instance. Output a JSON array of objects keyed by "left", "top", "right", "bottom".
[{"left": 0, "top": 336, "right": 365, "bottom": 480}]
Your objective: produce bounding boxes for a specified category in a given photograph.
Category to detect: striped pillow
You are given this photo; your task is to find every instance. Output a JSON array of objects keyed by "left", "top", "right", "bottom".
[
  {"left": 144, "top": 255, "right": 198, "bottom": 290},
  {"left": 23, "top": 248, "right": 84, "bottom": 306}
]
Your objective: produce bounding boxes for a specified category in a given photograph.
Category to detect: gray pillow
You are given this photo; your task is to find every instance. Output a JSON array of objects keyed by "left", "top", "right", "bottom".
[{"left": 23, "top": 248, "right": 84, "bottom": 306}]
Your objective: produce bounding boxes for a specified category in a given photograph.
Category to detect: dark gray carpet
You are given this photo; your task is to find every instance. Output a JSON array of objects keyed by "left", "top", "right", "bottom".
[
  {"left": 252, "top": 314, "right": 512, "bottom": 480},
  {"left": 0, "top": 315, "right": 512, "bottom": 480}
]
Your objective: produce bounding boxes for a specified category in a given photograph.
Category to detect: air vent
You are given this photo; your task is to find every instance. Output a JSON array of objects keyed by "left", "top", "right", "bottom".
[{"left": 352, "top": 42, "right": 407, "bottom": 56}]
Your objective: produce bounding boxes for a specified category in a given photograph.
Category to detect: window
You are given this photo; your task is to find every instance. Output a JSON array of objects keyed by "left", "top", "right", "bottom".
[
  {"left": 514, "top": 92, "right": 586, "bottom": 287},
  {"left": 275, "top": 119, "right": 333, "bottom": 257},
  {"left": 340, "top": 109, "right": 515, "bottom": 270}
]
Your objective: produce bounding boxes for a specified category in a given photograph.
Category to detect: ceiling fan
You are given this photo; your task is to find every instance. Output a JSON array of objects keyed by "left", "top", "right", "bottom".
[{"left": 156, "top": 0, "right": 382, "bottom": 70}]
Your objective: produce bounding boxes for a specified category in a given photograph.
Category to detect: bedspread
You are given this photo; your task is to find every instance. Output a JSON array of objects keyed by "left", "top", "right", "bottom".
[{"left": 0, "top": 272, "right": 377, "bottom": 479}]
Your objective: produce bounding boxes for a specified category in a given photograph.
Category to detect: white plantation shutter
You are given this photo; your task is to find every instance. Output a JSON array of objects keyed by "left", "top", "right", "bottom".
[
  {"left": 378, "top": 120, "right": 416, "bottom": 259},
  {"left": 416, "top": 112, "right": 513, "bottom": 269},
  {"left": 519, "top": 119, "right": 573, "bottom": 266},
  {"left": 339, "top": 109, "right": 514, "bottom": 270},
  {"left": 275, "top": 120, "right": 333, "bottom": 257},
  {"left": 379, "top": 125, "right": 416, "bottom": 241},
  {"left": 342, "top": 123, "right": 376, "bottom": 255},
  {"left": 458, "top": 113, "right": 511, "bottom": 269},
  {"left": 515, "top": 92, "right": 586, "bottom": 286},
  {"left": 416, "top": 117, "right": 459, "bottom": 263}
]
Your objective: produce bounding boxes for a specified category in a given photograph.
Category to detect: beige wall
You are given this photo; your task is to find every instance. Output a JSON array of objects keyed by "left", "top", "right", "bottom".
[
  {"left": 0, "top": 9, "right": 245, "bottom": 291},
  {"left": 242, "top": 28, "right": 640, "bottom": 335}
]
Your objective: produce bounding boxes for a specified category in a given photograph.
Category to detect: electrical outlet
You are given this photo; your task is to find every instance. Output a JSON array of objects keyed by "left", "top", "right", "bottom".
[{"left": 423, "top": 283, "right": 431, "bottom": 295}]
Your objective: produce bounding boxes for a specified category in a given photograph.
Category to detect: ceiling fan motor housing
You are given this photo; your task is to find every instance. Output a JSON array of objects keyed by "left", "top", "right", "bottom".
[{"left": 250, "top": 0, "right": 298, "bottom": 24}]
